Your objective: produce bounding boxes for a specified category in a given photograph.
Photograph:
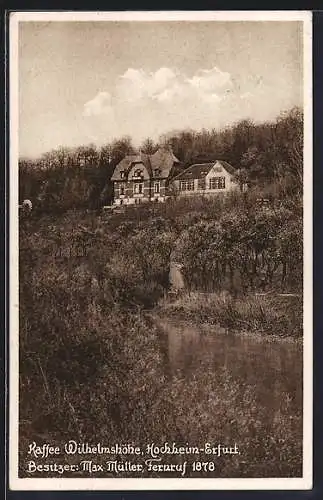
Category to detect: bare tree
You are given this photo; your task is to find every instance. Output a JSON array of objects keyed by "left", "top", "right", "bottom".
[{"left": 140, "top": 138, "right": 157, "bottom": 155}]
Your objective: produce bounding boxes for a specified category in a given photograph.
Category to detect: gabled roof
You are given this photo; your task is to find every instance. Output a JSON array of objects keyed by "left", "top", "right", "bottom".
[
  {"left": 173, "top": 163, "right": 214, "bottom": 181},
  {"left": 150, "top": 146, "right": 179, "bottom": 179},
  {"left": 111, "top": 146, "right": 179, "bottom": 181},
  {"left": 218, "top": 160, "right": 236, "bottom": 176},
  {"left": 172, "top": 160, "right": 236, "bottom": 181}
]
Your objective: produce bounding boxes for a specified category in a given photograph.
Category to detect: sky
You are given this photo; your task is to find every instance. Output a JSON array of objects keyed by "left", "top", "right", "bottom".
[{"left": 18, "top": 20, "right": 303, "bottom": 158}]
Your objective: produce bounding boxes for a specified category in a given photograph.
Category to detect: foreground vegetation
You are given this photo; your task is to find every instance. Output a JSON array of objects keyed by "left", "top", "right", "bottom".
[{"left": 19, "top": 189, "right": 303, "bottom": 478}]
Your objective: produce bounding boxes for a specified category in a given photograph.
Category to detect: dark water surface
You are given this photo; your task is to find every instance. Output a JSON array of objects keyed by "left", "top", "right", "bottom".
[{"left": 158, "top": 317, "right": 302, "bottom": 422}]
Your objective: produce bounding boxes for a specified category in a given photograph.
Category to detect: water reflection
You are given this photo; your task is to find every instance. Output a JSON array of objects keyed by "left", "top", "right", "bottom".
[{"left": 159, "top": 317, "right": 302, "bottom": 414}]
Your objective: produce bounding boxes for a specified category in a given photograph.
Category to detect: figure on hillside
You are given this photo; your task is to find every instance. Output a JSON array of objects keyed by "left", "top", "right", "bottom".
[
  {"left": 169, "top": 261, "right": 185, "bottom": 291},
  {"left": 19, "top": 199, "right": 33, "bottom": 214}
]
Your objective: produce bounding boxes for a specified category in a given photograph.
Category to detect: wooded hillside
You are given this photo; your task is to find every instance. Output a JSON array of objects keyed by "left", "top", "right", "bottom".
[{"left": 19, "top": 107, "right": 303, "bottom": 212}]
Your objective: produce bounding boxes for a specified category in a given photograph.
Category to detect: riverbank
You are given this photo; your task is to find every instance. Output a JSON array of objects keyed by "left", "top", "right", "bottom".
[{"left": 156, "top": 291, "right": 303, "bottom": 339}]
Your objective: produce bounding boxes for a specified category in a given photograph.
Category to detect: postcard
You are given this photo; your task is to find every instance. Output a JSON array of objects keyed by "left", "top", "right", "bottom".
[{"left": 9, "top": 10, "right": 312, "bottom": 490}]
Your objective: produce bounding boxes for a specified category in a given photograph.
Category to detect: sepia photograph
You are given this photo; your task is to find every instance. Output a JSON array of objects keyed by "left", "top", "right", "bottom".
[{"left": 9, "top": 11, "right": 312, "bottom": 490}]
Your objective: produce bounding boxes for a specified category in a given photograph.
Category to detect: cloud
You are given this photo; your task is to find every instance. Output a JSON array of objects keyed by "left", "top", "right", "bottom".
[
  {"left": 118, "top": 67, "right": 177, "bottom": 102},
  {"left": 83, "top": 91, "right": 113, "bottom": 117},
  {"left": 187, "top": 67, "right": 233, "bottom": 94},
  {"left": 82, "top": 68, "right": 234, "bottom": 114},
  {"left": 82, "top": 66, "right": 265, "bottom": 145},
  {"left": 116, "top": 66, "right": 234, "bottom": 105}
]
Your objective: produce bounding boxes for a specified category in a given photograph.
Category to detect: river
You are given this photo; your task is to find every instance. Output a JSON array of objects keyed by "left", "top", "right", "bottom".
[{"left": 155, "top": 316, "right": 302, "bottom": 420}]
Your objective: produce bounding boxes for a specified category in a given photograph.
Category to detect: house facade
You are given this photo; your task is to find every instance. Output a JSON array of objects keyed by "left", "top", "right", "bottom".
[
  {"left": 111, "top": 146, "right": 180, "bottom": 205},
  {"left": 171, "top": 160, "right": 239, "bottom": 197}
]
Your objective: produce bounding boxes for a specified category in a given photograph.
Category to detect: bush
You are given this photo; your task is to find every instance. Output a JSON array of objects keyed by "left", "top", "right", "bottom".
[{"left": 174, "top": 205, "right": 302, "bottom": 293}]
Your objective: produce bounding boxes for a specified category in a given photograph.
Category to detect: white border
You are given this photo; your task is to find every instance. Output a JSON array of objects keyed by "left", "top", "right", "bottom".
[
  {"left": 9, "top": 10, "right": 313, "bottom": 491},
  {"left": 9, "top": 10, "right": 312, "bottom": 22}
]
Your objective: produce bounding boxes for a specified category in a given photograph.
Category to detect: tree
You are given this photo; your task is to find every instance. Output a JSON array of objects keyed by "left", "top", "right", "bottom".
[
  {"left": 274, "top": 107, "right": 303, "bottom": 194},
  {"left": 140, "top": 138, "right": 157, "bottom": 155},
  {"left": 231, "top": 119, "right": 255, "bottom": 164},
  {"left": 55, "top": 146, "right": 73, "bottom": 167},
  {"left": 41, "top": 150, "right": 59, "bottom": 169},
  {"left": 73, "top": 144, "right": 99, "bottom": 166},
  {"left": 110, "top": 136, "right": 135, "bottom": 164},
  {"left": 100, "top": 144, "right": 112, "bottom": 166}
]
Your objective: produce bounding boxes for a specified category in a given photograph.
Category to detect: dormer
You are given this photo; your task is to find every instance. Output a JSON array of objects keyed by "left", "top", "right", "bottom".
[
  {"left": 133, "top": 167, "right": 144, "bottom": 179},
  {"left": 128, "top": 162, "right": 150, "bottom": 181},
  {"left": 111, "top": 155, "right": 136, "bottom": 182}
]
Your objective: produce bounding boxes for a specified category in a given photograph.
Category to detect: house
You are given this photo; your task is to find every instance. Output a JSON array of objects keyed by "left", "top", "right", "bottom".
[
  {"left": 111, "top": 146, "right": 180, "bottom": 205},
  {"left": 171, "top": 160, "right": 239, "bottom": 197}
]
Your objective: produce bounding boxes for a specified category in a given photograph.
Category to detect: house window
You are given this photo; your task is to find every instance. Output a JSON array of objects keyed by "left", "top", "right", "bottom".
[
  {"left": 120, "top": 183, "right": 125, "bottom": 196},
  {"left": 179, "top": 180, "right": 195, "bottom": 191},
  {"left": 198, "top": 178, "right": 206, "bottom": 190},
  {"left": 134, "top": 169, "right": 143, "bottom": 178},
  {"left": 209, "top": 177, "right": 225, "bottom": 190},
  {"left": 154, "top": 168, "right": 161, "bottom": 177},
  {"left": 120, "top": 171, "right": 125, "bottom": 179},
  {"left": 154, "top": 182, "right": 160, "bottom": 194},
  {"left": 134, "top": 183, "right": 143, "bottom": 194}
]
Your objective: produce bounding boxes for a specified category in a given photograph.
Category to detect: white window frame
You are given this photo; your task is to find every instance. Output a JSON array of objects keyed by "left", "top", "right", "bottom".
[
  {"left": 134, "top": 182, "right": 144, "bottom": 194},
  {"left": 179, "top": 180, "right": 195, "bottom": 191},
  {"left": 209, "top": 176, "right": 226, "bottom": 190}
]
